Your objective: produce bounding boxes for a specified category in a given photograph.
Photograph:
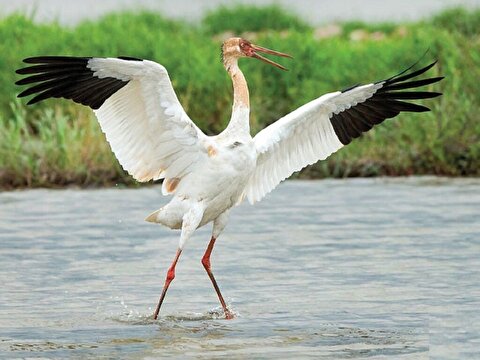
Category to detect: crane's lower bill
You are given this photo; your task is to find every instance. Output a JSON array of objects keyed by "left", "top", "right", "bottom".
[{"left": 250, "top": 44, "right": 292, "bottom": 71}]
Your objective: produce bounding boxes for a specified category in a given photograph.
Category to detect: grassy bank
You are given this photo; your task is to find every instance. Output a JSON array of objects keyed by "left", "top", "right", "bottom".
[{"left": 0, "top": 6, "right": 479, "bottom": 188}]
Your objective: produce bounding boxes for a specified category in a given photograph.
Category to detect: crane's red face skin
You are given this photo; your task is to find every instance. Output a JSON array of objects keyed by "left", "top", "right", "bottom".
[{"left": 222, "top": 37, "right": 292, "bottom": 71}]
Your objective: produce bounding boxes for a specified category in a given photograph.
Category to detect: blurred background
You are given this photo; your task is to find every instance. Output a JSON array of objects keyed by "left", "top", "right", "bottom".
[
  {"left": 0, "top": 0, "right": 479, "bottom": 188},
  {"left": 2, "top": 0, "right": 480, "bottom": 24}
]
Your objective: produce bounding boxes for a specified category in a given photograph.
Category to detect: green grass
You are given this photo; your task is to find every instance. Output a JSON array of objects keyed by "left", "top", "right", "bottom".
[
  {"left": 0, "top": 101, "right": 128, "bottom": 188},
  {"left": 0, "top": 5, "right": 479, "bottom": 188},
  {"left": 202, "top": 4, "right": 311, "bottom": 34}
]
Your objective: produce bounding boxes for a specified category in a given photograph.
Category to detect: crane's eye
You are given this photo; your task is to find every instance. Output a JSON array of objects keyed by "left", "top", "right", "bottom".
[
  {"left": 239, "top": 40, "right": 253, "bottom": 56},
  {"left": 240, "top": 40, "right": 251, "bottom": 48}
]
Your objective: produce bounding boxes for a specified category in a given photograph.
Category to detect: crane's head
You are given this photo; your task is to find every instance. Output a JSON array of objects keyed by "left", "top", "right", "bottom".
[{"left": 221, "top": 37, "right": 292, "bottom": 71}]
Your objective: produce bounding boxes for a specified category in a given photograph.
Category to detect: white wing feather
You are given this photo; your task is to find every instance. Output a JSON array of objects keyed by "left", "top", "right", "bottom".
[
  {"left": 88, "top": 58, "right": 207, "bottom": 186},
  {"left": 245, "top": 83, "right": 382, "bottom": 204}
]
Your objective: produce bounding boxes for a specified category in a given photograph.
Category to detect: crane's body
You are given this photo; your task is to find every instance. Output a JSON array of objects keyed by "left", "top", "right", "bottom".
[
  {"left": 16, "top": 37, "right": 443, "bottom": 320},
  {"left": 146, "top": 130, "right": 256, "bottom": 233}
]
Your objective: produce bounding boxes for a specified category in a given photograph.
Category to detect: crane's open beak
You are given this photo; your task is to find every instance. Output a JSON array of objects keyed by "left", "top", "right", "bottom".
[{"left": 250, "top": 44, "right": 292, "bottom": 71}]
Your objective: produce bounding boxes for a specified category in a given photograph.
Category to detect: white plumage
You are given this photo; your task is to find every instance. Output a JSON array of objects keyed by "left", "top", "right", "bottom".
[
  {"left": 90, "top": 59, "right": 206, "bottom": 186},
  {"left": 16, "top": 37, "right": 443, "bottom": 319},
  {"left": 247, "top": 83, "right": 382, "bottom": 203}
]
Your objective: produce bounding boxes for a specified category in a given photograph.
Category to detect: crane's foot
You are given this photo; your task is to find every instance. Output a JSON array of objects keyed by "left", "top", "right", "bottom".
[{"left": 224, "top": 309, "right": 234, "bottom": 320}]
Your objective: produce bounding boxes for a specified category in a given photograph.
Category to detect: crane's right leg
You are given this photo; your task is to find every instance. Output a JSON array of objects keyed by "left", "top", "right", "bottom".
[
  {"left": 201, "top": 211, "right": 234, "bottom": 319},
  {"left": 153, "top": 202, "right": 204, "bottom": 320}
]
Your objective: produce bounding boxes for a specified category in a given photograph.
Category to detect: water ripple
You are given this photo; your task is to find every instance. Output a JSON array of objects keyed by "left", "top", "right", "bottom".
[{"left": 1, "top": 177, "right": 479, "bottom": 358}]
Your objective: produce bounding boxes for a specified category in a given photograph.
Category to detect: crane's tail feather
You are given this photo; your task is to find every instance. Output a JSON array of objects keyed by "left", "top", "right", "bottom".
[
  {"left": 145, "top": 210, "right": 161, "bottom": 223},
  {"left": 145, "top": 208, "right": 183, "bottom": 229}
]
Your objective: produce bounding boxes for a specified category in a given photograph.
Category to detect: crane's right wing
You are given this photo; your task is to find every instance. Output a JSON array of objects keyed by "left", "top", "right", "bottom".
[
  {"left": 16, "top": 56, "right": 208, "bottom": 193},
  {"left": 245, "top": 62, "right": 443, "bottom": 204}
]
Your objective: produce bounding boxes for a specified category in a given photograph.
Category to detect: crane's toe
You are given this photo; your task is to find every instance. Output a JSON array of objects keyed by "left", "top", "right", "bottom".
[{"left": 225, "top": 309, "right": 235, "bottom": 320}]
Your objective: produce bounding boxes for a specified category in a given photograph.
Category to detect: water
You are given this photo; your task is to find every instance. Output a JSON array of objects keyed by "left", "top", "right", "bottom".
[
  {"left": 1, "top": 0, "right": 480, "bottom": 26},
  {"left": 0, "top": 177, "right": 479, "bottom": 359}
]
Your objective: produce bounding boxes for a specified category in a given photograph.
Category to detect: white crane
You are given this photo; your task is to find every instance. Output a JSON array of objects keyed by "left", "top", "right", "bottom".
[{"left": 16, "top": 37, "right": 443, "bottom": 320}]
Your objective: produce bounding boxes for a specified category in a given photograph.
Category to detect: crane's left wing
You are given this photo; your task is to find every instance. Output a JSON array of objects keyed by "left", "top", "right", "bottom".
[
  {"left": 16, "top": 56, "right": 208, "bottom": 191},
  {"left": 245, "top": 62, "right": 443, "bottom": 204}
]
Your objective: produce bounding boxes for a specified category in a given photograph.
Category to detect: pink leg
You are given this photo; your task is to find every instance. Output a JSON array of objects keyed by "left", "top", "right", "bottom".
[
  {"left": 202, "top": 236, "right": 233, "bottom": 320},
  {"left": 153, "top": 248, "right": 182, "bottom": 320}
]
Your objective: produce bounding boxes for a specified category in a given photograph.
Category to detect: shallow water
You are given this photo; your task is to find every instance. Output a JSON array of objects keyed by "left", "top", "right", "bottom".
[{"left": 0, "top": 177, "right": 479, "bottom": 359}]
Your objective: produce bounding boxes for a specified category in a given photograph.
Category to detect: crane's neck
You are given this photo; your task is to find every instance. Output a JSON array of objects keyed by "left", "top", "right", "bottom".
[{"left": 223, "top": 57, "right": 250, "bottom": 137}]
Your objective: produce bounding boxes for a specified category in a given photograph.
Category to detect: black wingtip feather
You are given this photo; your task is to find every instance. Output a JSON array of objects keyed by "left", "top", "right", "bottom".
[
  {"left": 22, "top": 56, "right": 90, "bottom": 64},
  {"left": 376, "top": 91, "right": 442, "bottom": 100},
  {"left": 382, "top": 49, "right": 432, "bottom": 82},
  {"left": 387, "top": 61, "right": 438, "bottom": 85},
  {"left": 382, "top": 76, "right": 444, "bottom": 92},
  {"left": 331, "top": 59, "right": 443, "bottom": 145},
  {"left": 15, "top": 55, "right": 135, "bottom": 109}
]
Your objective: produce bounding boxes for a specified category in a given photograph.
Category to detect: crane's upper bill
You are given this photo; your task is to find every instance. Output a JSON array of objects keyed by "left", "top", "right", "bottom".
[{"left": 222, "top": 38, "right": 292, "bottom": 71}]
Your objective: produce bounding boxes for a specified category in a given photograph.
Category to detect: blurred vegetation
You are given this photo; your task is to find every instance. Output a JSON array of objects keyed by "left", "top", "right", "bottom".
[
  {"left": 202, "top": 4, "right": 311, "bottom": 34},
  {"left": 0, "top": 5, "right": 479, "bottom": 188}
]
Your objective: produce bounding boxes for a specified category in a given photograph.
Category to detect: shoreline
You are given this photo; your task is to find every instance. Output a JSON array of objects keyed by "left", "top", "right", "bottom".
[{"left": 1, "top": 175, "right": 479, "bottom": 192}]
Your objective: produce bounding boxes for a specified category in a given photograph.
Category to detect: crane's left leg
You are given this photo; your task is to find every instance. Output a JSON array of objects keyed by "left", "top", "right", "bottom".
[
  {"left": 201, "top": 211, "right": 234, "bottom": 319},
  {"left": 153, "top": 202, "right": 204, "bottom": 320}
]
